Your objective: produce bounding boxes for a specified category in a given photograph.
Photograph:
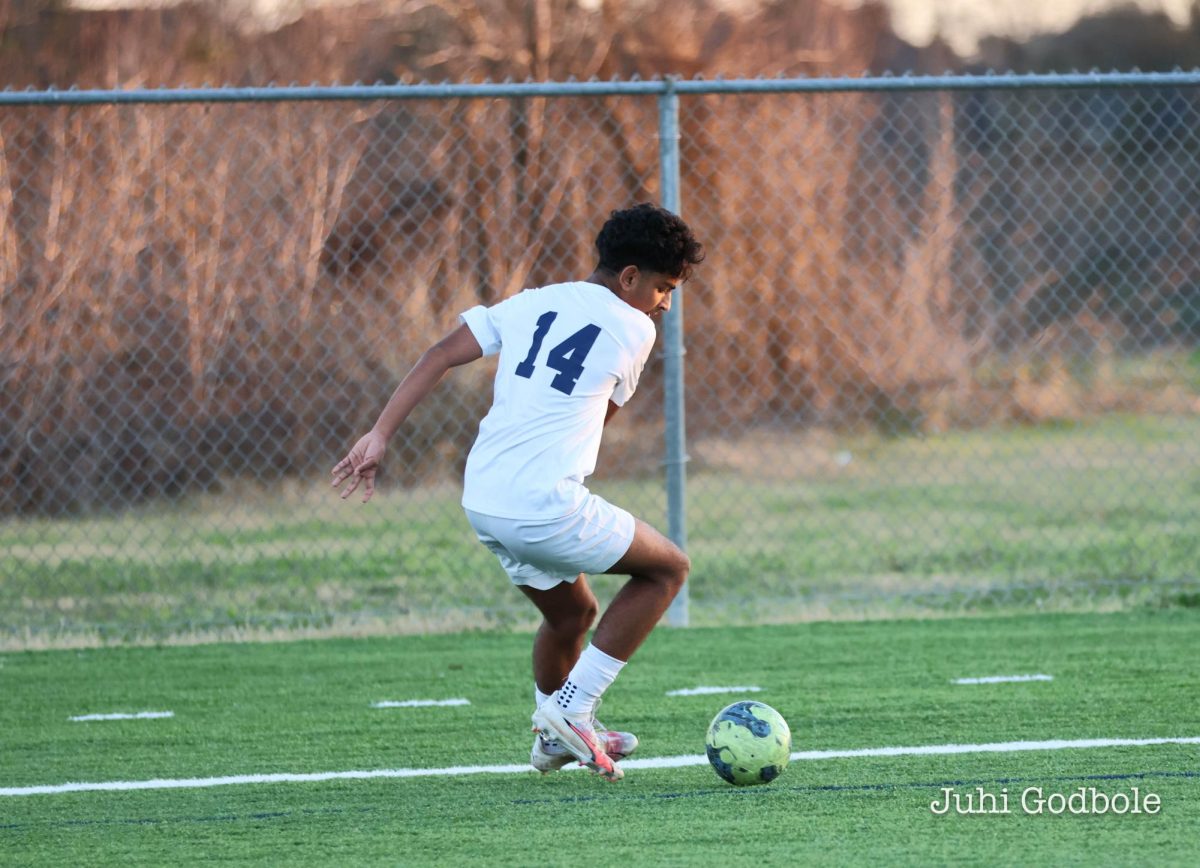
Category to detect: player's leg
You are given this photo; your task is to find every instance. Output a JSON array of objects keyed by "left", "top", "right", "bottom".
[
  {"left": 465, "top": 508, "right": 595, "bottom": 710},
  {"left": 592, "top": 517, "right": 689, "bottom": 660},
  {"left": 532, "top": 515, "right": 686, "bottom": 780},
  {"left": 541, "top": 512, "right": 688, "bottom": 713},
  {"left": 464, "top": 507, "right": 628, "bottom": 777},
  {"left": 518, "top": 575, "right": 598, "bottom": 697},
  {"left": 470, "top": 501, "right": 674, "bottom": 780},
  {"left": 541, "top": 517, "right": 686, "bottom": 720},
  {"left": 520, "top": 576, "right": 638, "bottom": 774}
]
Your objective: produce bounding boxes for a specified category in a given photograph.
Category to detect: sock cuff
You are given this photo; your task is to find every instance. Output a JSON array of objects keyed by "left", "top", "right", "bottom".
[{"left": 580, "top": 643, "right": 626, "bottom": 679}]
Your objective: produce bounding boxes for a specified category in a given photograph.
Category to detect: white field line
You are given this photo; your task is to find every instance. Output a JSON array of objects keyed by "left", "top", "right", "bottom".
[
  {"left": 954, "top": 674, "right": 1054, "bottom": 685},
  {"left": 4, "top": 735, "right": 1198, "bottom": 797},
  {"left": 69, "top": 712, "right": 175, "bottom": 722},
  {"left": 665, "top": 686, "right": 763, "bottom": 697},
  {"left": 370, "top": 699, "right": 471, "bottom": 708}
]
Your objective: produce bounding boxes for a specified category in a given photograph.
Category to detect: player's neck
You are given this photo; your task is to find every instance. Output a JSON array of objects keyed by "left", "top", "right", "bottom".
[{"left": 583, "top": 269, "right": 620, "bottom": 294}]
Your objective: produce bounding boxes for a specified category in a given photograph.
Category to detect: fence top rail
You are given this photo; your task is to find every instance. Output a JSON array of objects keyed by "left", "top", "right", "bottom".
[{"left": 3, "top": 70, "right": 1200, "bottom": 105}]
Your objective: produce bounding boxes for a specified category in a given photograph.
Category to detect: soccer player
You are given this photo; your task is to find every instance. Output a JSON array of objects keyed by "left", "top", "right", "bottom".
[{"left": 332, "top": 203, "right": 704, "bottom": 782}]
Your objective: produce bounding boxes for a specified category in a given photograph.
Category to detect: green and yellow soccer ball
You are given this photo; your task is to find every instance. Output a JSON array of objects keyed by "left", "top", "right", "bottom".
[{"left": 705, "top": 700, "right": 791, "bottom": 786}]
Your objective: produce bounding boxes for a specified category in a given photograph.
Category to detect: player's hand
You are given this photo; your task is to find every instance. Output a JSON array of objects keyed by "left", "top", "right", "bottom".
[{"left": 331, "top": 431, "right": 387, "bottom": 502}]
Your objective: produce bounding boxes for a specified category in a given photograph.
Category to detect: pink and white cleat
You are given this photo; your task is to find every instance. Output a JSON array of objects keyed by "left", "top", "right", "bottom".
[
  {"left": 530, "top": 724, "right": 638, "bottom": 774},
  {"left": 531, "top": 700, "right": 628, "bottom": 782}
]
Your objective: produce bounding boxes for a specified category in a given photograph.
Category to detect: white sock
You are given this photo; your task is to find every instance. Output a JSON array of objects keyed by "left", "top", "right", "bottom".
[{"left": 554, "top": 644, "right": 626, "bottom": 722}]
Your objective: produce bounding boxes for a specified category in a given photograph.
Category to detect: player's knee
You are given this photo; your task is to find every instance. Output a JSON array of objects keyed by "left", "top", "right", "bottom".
[
  {"left": 660, "top": 548, "right": 690, "bottom": 594},
  {"left": 579, "top": 593, "right": 600, "bottom": 629},
  {"left": 671, "top": 553, "right": 690, "bottom": 593},
  {"left": 546, "top": 592, "right": 598, "bottom": 638}
]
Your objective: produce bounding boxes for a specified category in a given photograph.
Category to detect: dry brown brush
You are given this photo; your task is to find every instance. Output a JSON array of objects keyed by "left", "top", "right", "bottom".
[{"left": 3, "top": 0, "right": 1195, "bottom": 515}]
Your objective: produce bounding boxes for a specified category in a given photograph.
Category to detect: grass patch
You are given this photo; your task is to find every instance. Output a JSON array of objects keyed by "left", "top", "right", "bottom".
[{"left": 2, "top": 416, "right": 1199, "bottom": 647}]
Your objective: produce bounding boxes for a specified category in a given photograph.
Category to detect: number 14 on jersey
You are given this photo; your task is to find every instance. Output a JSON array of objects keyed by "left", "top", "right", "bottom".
[{"left": 514, "top": 311, "right": 601, "bottom": 396}]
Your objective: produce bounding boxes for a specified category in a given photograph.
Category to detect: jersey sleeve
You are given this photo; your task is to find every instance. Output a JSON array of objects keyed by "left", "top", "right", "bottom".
[
  {"left": 611, "top": 330, "right": 656, "bottom": 406},
  {"left": 458, "top": 304, "right": 502, "bottom": 357}
]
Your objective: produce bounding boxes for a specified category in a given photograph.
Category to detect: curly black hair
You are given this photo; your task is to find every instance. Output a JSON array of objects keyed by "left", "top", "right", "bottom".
[{"left": 595, "top": 203, "right": 705, "bottom": 281}]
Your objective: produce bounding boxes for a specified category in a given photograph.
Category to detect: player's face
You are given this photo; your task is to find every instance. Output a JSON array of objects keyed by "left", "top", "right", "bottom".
[{"left": 620, "top": 266, "right": 679, "bottom": 318}]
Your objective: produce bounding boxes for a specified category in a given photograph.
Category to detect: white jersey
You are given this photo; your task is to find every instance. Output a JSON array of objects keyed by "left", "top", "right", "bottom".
[{"left": 458, "top": 281, "right": 657, "bottom": 520}]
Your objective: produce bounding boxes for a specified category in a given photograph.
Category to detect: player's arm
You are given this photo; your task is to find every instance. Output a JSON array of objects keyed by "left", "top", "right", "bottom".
[
  {"left": 332, "top": 324, "right": 483, "bottom": 501},
  {"left": 604, "top": 400, "right": 620, "bottom": 426}
]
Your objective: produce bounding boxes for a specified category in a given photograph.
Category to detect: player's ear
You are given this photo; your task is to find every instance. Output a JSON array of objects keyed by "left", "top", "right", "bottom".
[{"left": 618, "top": 265, "right": 640, "bottom": 290}]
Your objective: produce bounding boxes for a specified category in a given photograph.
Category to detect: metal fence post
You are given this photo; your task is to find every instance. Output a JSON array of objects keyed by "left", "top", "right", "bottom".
[{"left": 658, "top": 76, "right": 689, "bottom": 627}]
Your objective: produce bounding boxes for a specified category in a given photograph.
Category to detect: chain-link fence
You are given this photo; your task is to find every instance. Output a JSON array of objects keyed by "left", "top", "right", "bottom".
[{"left": 2, "top": 75, "right": 1199, "bottom": 647}]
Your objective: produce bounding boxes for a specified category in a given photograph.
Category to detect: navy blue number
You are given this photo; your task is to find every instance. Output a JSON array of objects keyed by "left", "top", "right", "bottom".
[
  {"left": 546, "top": 324, "right": 601, "bottom": 395},
  {"left": 515, "top": 311, "right": 557, "bottom": 379},
  {"left": 514, "top": 311, "right": 601, "bottom": 396}
]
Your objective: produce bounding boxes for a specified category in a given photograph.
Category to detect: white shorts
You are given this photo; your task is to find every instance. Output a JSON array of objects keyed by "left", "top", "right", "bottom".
[{"left": 465, "top": 494, "right": 636, "bottom": 591}]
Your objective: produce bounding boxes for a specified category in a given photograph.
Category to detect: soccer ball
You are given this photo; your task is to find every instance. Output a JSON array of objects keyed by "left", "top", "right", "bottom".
[{"left": 705, "top": 700, "right": 791, "bottom": 786}]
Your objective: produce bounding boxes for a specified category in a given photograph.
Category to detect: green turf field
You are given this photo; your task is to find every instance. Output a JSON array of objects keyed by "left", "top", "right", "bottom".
[{"left": 3, "top": 610, "right": 1197, "bottom": 865}]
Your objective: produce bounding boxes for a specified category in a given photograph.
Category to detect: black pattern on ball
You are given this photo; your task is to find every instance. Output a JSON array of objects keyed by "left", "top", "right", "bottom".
[
  {"left": 705, "top": 744, "right": 736, "bottom": 784},
  {"left": 716, "top": 701, "right": 772, "bottom": 737}
]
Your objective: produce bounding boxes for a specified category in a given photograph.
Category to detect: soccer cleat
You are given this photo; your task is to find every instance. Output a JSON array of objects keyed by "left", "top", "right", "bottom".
[
  {"left": 530, "top": 725, "right": 638, "bottom": 774},
  {"left": 531, "top": 700, "right": 625, "bottom": 781}
]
